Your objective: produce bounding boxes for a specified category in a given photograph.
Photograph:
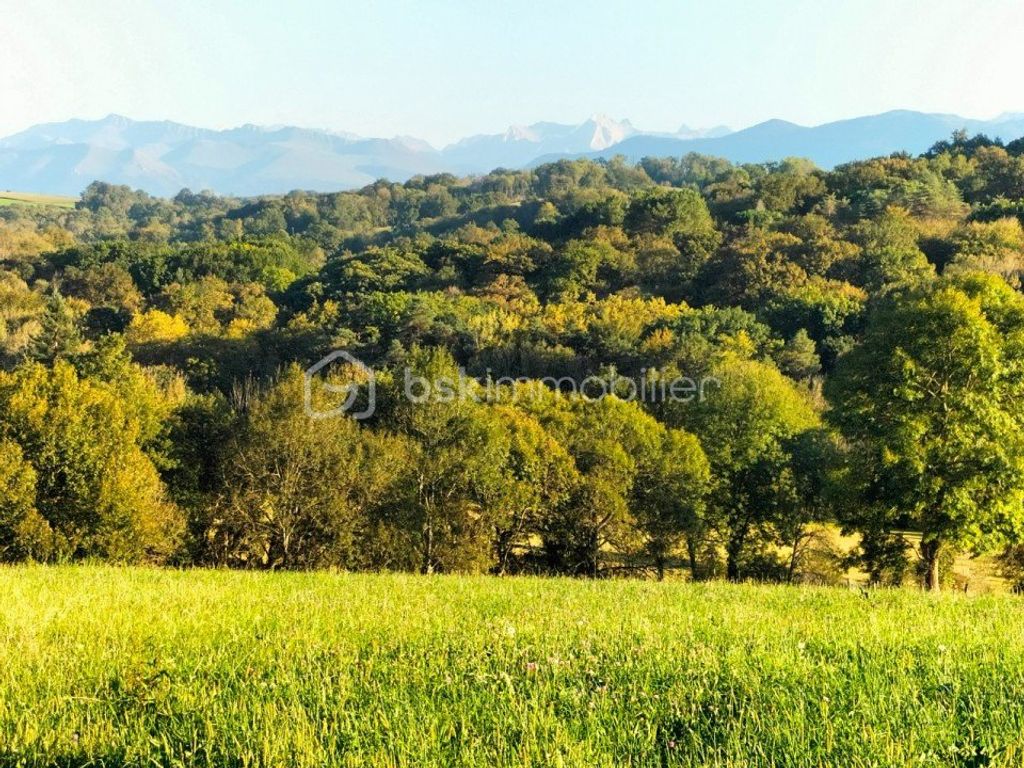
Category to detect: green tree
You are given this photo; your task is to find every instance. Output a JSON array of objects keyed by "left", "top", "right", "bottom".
[
  {"left": 543, "top": 239, "right": 605, "bottom": 298},
  {"left": 852, "top": 207, "right": 935, "bottom": 292},
  {"left": 633, "top": 428, "right": 711, "bottom": 579},
  {"left": 777, "top": 428, "right": 842, "bottom": 583},
  {"left": 529, "top": 392, "right": 667, "bottom": 576},
  {"left": 61, "top": 262, "right": 144, "bottom": 313},
  {"left": 73, "top": 334, "right": 184, "bottom": 466},
  {"left": 665, "top": 355, "right": 819, "bottom": 580},
  {"left": 776, "top": 329, "right": 821, "bottom": 380},
  {"left": 385, "top": 346, "right": 512, "bottom": 574},
  {"left": 827, "top": 273, "right": 1024, "bottom": 590},
  {"left": 635, "top": 236, "right": 703, "bottom": 300},
  {"left": 754, "top": 159, "right": 826, "bottom": 214},
  {"left": 485, "top": 405, "right": 578, "bottom": 574},
  {"left": 699, "top": 228, "right": 807, "bottom": 309},
  {"left": 212, "top": 366, "right": 402, "bottom": 569},
  {"left": 625, "top": 187, "right": 718, "bottom": 242},
  {"left": 625, "top": 188, "right": 721, "bottom": 280},
  {"left": 945, "top": 218, "right": 1024, "bottom": 287},
  {"left": 26, "top": 289, "right": 84, "bottom": 364}
]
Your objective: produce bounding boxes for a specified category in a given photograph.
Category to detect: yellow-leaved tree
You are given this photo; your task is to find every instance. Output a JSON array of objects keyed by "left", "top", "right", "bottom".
[{"left": 0, "top": 360, "right": 183, "bottom": 562}]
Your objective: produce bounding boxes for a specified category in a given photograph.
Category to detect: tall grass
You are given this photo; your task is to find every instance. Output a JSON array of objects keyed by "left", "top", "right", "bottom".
[{"left": 2, "top": 565, "right": 1023, "bottom": 766}]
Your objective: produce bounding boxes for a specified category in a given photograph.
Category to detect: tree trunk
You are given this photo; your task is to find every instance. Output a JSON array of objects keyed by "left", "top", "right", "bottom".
[
  {"left": 686, "top": 536, "right": 700, "bottom": 581},
  {"left": 494, "top": 528, "right": 511, "bottom": 575},
  {"left": 422, "top": 518, "right": 434, "bottom": 575},
  {"left": 787, "top": 529, "right": 806, "bottom": 585},
  {"left": 726, "top": 516, "right": 750, "bottom": 582},
  {"left": 587, "top": 516, "right": 600, "bottom": 578},
  {"left": 726, "top": 551, "right": 740, "bottom": 581},
  {"left": 655, "top": 554, "right": 666, "bottom": 581},
  {"left": 921, "top": 539, "right": 941, "bottom": 592},
  {"left": 726, "top": 535, "right": 744, "bottom": 581}
]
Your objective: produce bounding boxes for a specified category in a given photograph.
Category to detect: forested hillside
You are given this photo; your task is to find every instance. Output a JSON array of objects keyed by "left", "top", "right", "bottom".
[{"left": 4, "top": 132, "right": 1024, "bottom": 589}]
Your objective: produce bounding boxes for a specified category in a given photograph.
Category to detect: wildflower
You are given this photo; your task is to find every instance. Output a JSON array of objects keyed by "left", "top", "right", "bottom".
[{"left": 525, "top": 661, "right": 538, "bottom": 673}]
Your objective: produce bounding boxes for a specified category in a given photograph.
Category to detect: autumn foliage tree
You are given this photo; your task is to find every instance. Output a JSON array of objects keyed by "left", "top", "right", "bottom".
[{"left": 0, "top": 361, "right": 182, "bottom": 561}]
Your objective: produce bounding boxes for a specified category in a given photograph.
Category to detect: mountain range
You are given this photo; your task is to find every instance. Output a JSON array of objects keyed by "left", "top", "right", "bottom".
[{"left": 2, "top": 111, "right": 1023, "bottom": 198}]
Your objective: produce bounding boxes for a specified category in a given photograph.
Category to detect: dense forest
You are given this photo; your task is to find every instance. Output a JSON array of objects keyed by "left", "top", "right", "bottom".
[{"left": 4, "top": 130, "right": 1024, "bottom": 590}]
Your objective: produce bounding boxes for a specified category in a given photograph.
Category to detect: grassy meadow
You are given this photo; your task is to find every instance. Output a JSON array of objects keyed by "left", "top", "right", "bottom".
[
  {"left": 0, "top": 191, "right": 76, "bottom": 208},
  {"left": 2, "top": 567, "right": 1024, "bottom": 767}
]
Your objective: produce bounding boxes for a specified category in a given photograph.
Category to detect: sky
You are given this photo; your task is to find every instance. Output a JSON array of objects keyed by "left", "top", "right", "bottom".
[{"left": 1, "top": 0, "right": 1022, "bottom": 148}]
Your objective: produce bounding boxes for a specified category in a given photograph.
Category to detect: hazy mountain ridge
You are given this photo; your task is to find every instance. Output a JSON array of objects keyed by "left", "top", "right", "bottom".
[
  {"left": 555, "top": 110, "right": 1024, "bottom": 169},
  {"left": 2, "top": 110, "right": 1023, "bottom": 197},
  {"left": 0, "top": 116, "right": 452, "bottom": 196}
]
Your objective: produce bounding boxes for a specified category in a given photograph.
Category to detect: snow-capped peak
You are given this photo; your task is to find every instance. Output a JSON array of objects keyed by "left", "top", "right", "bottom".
[{"left": 583, "top": 114, "right": 636, "bottom": 150}]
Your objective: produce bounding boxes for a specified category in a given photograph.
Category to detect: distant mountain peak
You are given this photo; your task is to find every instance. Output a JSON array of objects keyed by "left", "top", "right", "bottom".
[
  {"left": 675, "top": 123, "right": 733, "bottom": 139},
  {"left": 486, "top": 115, "right": 636, "bottom": 150},
  {"left": 580, "top": 115, "right": 635, "bottom": 150},
  {"left": 748, "top": 118, "right": 802, "bottom": 131},
  {"left": 392, "top": 135, "right": 437, "bottom": 153},
  {"left": 503, "top": 124, "right": 541, "bottom": 143}
]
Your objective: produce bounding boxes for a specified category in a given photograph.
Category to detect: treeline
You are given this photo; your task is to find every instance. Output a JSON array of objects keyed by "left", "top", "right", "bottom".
[{"left": 4, "top": 131, "right": 1024, "bottom": 589}]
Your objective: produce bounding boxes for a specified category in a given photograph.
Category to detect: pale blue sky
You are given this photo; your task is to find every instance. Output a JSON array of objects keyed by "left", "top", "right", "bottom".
[{"left": 2, "top": 0, "right": 1022, "bottom": 146}]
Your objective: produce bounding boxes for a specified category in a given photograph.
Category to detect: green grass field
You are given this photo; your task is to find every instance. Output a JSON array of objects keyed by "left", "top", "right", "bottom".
[
  {"left": 2, "top": 567, "right": 1024, "bottom": 767},
  {"left": 0, "top": 191, "right": 76, "bottom": 209}
]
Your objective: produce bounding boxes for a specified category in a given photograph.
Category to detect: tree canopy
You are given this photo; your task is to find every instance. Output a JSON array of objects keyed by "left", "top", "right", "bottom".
[{"left": 3, "top": 132, "right": 1024, "bottom": 588}]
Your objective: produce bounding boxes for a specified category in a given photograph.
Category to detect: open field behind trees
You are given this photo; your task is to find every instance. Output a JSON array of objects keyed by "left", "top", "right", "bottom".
[
  {"left": 0, "top": 191, "right": 76, "bottom": 208},
  {"left": 2, "top": 566, "right": 1024, "bottom": 767}
]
